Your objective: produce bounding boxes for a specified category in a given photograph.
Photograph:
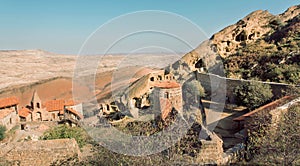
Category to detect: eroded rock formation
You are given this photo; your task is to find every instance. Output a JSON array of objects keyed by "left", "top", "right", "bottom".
[{"left": 211, "top": 5, "right": 300, "bottom": 58}]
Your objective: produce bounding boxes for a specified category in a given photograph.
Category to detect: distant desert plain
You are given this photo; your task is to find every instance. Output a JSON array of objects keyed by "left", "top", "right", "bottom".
[{"left": 0, "top": 49, "right": 180, "bottom": 106}]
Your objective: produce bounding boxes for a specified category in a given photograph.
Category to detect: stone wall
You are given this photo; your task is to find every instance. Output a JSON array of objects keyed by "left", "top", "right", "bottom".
[
  {"left": 196, "top": 132, "right": 224, "bottom": 164},
  {"left": 172, "top": 127, "right": 224, "bottom": 165},
  {"left": 0, "top": 108, "right": 18, "bottom": 131},
  {"left": 158, "top": 87, "right": 182, "bottom": 112},
  {"left": 150, "top": 86, "right": 183, "bottom": 120},
  {"left": 0, "top": 138, "right": 81, "bottom": 166},
  {"left": 244, "top": 96, "right": 300, "bottom": 133},
  {"left": 196, "top": 72, "right": 290, "bottom": 104}
]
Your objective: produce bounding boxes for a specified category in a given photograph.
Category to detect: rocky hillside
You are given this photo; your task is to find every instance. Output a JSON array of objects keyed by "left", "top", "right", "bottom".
[
  {"left": 211, "top": 5, "right": 300, "bottom": 58},
  {"left": 172, "top": 5, "right": 300, "bottom": 85},
  {"left": 220, "top": 5, "right": 300, "bottom": 84}
]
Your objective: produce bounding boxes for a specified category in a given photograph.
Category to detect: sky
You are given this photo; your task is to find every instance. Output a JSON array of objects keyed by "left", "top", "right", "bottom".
[{"left": 0, "top": 0, "right": 299, "bottom": 54}]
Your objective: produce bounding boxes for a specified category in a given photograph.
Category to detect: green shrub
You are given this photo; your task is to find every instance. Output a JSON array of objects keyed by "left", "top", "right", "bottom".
[
  {"left": 234, "top": 80, "right": 273, "bottom": 108},
  {"left": 40, "top": 125, "right": 89, "bottom": 148},
  {"left": 0, "top": 125, "right": 6, "bottom": 141}
]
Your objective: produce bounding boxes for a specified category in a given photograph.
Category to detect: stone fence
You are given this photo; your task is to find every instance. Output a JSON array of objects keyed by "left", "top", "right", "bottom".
[{"left": 0, "top": 138, "right": 81, "bottom": 166}]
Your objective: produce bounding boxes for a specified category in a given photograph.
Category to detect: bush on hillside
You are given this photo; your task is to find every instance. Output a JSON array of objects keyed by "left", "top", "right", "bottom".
[
  {"left": 40, "top": 125, "right": 90, "bottom": 148},
  {"left": 234, "top": 80, "right": 273, "bottom": 108}
]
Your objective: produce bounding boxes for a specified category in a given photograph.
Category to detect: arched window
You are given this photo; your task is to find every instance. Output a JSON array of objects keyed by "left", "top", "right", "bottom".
[{"left": 37, "top": 103, "right": 40, "bottom": 108}]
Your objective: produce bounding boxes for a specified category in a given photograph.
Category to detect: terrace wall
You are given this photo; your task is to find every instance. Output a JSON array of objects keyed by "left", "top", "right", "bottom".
[{"left": 0, "top": 138, "right": 81, "bottom": 166}]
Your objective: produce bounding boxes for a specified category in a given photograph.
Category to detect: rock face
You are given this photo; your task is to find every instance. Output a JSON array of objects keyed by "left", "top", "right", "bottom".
[
  {"left": 180, "top": 40, "right": 221, "bottom": 73},
  {"left": 211, "top": 10, "right": 275, "bottom": 58},
  {"left": 169, "top": 5, "right": 299, "bottom": 83},
  {"left": 279, "top": 5, "right": 300, "bottom": 22},
  {"left": 166, "top": 6, "right": 300, "bottom": 77},
  {"left": 211, "top": 5, "right": 300, "bottom": 58}
]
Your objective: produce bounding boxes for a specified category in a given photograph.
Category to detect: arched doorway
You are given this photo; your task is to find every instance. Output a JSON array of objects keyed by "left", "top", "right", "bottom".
[{"left": 36, "top": 112, "right": 42, "bottom": 121}]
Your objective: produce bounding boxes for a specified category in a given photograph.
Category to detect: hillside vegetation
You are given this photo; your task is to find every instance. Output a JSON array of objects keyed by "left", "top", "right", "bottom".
[
  {"left": 224, "top": 15, "right": 300, "bottom": 84},
  {"left": 213, "top": 6, "right": 300, "bottom": 84}
]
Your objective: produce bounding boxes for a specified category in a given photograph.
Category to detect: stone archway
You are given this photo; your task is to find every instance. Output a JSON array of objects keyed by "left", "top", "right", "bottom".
[{"left": 36, "top": 112, "right": 42, "bottom": 121}]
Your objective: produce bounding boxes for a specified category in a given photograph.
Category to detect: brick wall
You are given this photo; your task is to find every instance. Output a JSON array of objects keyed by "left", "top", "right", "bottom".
[{"left": 0, "top": 138, "right": 81, "bottom": 166}]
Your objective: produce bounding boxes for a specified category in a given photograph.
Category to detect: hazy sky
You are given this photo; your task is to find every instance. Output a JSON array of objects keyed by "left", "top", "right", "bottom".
[{"left": 0, "top": 1, "right": 299, "bottom": 54}]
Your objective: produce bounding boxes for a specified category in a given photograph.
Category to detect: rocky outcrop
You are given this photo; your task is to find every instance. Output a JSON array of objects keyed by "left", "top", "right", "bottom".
[
  {"left": 279, "top": 5, "right": 300, "bottom": 22},
  {"left": 167, "top": 6, "right": 300, "bottom": 77},
  {"left": 210, "top": 5, "right": 300, "bottom": 58},
  {"left": 180, "top": 40, "right": 221, "bottom": 72},
  {"left": 211, "top": 10, "right": 275, "bottom": 58}
]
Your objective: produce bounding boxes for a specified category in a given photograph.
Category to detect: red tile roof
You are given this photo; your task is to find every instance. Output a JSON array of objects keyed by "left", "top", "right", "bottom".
[
  {"left": 66, "top": 108, "right": 83, "bottom": 119},
  {"left": 153, "top": 81, "right": 180, "bottom": 89},
  {"left": 44, "top": 99, "right": 78, "bottom": 115},
  {"left": 64, "top": 100, "right": 75, "bottom": 106},
  {"left": 0, "top": 96, "right": 19, "bottom": 109},
  {"left": 0, "top": 109, "right": 14, "bottom": 119},
  {"left": 18, "top": 107, "right": 31, "bottom": 118},
  {"left": 43, "top": 99, "right": 65, "bottom": 113}
]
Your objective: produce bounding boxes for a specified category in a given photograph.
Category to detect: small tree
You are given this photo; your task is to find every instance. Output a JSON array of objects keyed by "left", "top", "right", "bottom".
[
  {"left": 0, "top": 125, "right": 6, "bottom": 141},
  {"left": 234, "top": 80, "right": 273, "bottom": 108}
]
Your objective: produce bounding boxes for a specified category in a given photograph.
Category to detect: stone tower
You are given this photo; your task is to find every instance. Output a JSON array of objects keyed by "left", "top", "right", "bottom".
[
  {"left": 31, "top": 90, "right": 42, "bottom": 111},
  {"left": 30, "top": 90, "right": 48, "bottom": 121}
]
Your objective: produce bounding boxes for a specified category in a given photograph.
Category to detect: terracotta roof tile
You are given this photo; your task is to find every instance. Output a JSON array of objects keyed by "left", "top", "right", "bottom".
[
  {"left": 18, "top": 107, "right": 31, "bottom": 118},
  {"left": 43, "top": 99, "right": 65, "bottom": 113},
  {"left": 0, "top": 96, "right": 19, "bottom": 109},
  {"left": 64, "top": 100, "right": 75, "bottom": 106},
  {"left": 66, "top": 108, "right": 83, "bottom": 119},
  {"left": 0, "top": 109, "right": 14, "bottom": 119}
]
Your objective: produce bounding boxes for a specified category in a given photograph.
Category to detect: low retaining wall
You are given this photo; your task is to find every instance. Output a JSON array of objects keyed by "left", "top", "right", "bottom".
[{"left": 0, "top": 138, "right": 81, "bottom": 166}]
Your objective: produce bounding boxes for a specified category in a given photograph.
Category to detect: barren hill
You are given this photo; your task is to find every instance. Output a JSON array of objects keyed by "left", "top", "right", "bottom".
[{"left": 0, "top": 49, "right": 179, "bottom": 106}]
